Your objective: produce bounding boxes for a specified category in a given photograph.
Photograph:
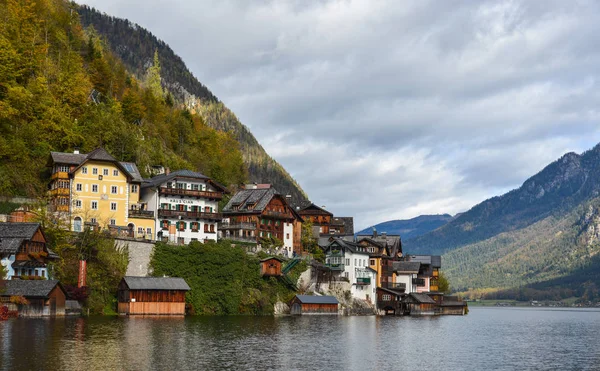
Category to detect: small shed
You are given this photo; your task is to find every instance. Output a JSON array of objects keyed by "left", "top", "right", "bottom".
[
  {"left": 402, "top": 293, "right": 437, "bottom": 315},
  {"left": 0, "top": 280, "right": 66, "bottom": 317},
  {"left": 118, "top": 277, "right": 190, "bottom": 315},
  {"left": 440, "top": 296, "right": 468, "bottom": 315},
  {"left": 290, "top": 295, "right": 339, "bottom": 315},
  {"left": 260, "top": 257, "right": 283, "bottom": 277}
]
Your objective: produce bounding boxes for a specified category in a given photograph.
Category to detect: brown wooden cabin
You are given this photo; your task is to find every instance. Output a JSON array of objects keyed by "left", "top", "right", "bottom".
[
  {"left": 297, "top": 203, "right": 333, "bottom": 235},
  {"left": 0, "top": 280, "right": 66, "bottom": 317},
  {"left": 290, "top": 295, "right": 339, "bottom": 315},
  {"left": 118, "top": 277, "right": 190, "bottom": 315},
  {"left": 402, "top": 293, "right": 437, "bottom": 315},
  {"left": 376, "top": 287, "right": 402, "bottom": 315},
  {"left": 439, "top": 295, "right": 468, "bottom": 315},
  {"left": 0, "top": 223, "right": 58, "bottom": 280},
  {"left": 260, "top": 257, "right": 283, "bottom": 277}
]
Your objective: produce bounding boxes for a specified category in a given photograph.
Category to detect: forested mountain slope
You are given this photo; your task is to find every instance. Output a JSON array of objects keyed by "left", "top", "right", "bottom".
[
  {"left": 356, "top": 214, "right": 452, "bottom": 240},
  {"left": 77, "top": 5, "right": 307, "bottom": 202},
  {"left": 405, "top": 145, "right": 600, "bottom": 256}
]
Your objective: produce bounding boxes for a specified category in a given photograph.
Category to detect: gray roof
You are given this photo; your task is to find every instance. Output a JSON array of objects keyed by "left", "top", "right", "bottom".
[
  {"left": 142, "top": 170, "right": 226, "bottom": 191},
  {"left": 223, "top": 188, "right": 277, "bottom": 213},
  {"left": 404, "top": 293, "right": 436, "bottom": 304},
  {"left": 337, "top": 217, "right": 354, "bottom": 234},
  {"left": 50, "top": 148, "right": 140, "bottom": 181},
  {"left": 120, "top": 162, "right": 144, "bottom": 183},
  {"left": 86, "top": 147, "right": 117, "bottom": 162},
  {"left": 393, "top": 261, "right": 421, "bottom": 274},
  {"left": 294, "top": 295, "right": 339, "bottom": 304},
  {"left": 0, "top": 223, "right": 41, "bottom": 255},
  {"left": 0, "top": 280, "right": 63, "bottom": 298},
  {"left": 324, "top": 238, "right": 370, "bottom": 255},
  {"left": 122, "top": 277, "right": 191, "bottom": 291},
  {"left": 408, "top": 255, "right": 442, "bottom": 268},
  {"left": 50, "top": 152, "right": 87, "bottom": 165}
]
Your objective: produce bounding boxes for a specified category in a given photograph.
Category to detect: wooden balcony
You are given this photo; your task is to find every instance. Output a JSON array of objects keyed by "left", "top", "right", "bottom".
[
  {"left": 263, "top": 210, "right": 291, "bottom": 219},
  {"left": 325, "top": 263, "right": 345, "bottom": 271},
  {"left": 128, "top": 209, "right": 155, "bottom": 219},
  {"left": 384, "top": 282, "right": 406, "bottom": 292},
  {"left": 159, "top": 187, "right": 223, "bottom": 200},
  {"left": 158, "top": 209, "right": 222, "bottom": 221},
  {"left": 49, "top": 188, "right": 70, "bottom": 196},
  {"left": 413, "top": 278, "right": 426, "bottom": 286},
  {"left": 219, "top": 222, "right": 256, "bottom": 230},
  {"left": 51, "top": 172, "right": 69, "bottom": 180}
]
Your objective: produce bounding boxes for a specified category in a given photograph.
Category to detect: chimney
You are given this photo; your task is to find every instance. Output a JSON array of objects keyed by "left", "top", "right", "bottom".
[
  {"left": 372, "top": 227, "right": 377, "bottom": 238},
  {"left": 73, "top": 147, "right": 80, "bottom": 154}
]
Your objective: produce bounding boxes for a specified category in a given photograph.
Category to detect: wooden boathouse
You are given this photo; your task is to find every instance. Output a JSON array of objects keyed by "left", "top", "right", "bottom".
[
  {"left": 117, "top": 277, "right": 190, "bottom": 315},
  {"left": 290, "top": 295, "right": 339, "bottom": 315},
  {"left": 0, "top": 280, "right": 66, "bottom": 317},
  {"left": 260, "top": 257, "right": 283, "bottom": 277}
]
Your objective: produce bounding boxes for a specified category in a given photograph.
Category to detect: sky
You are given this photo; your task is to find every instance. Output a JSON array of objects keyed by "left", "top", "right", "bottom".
[{"left": 80, "top": 0, "right": 600, "bottom": 231}]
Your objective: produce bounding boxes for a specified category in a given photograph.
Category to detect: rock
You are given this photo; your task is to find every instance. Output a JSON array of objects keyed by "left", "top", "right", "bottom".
[{"left": 274, "top": 301, "right": 290, "bottom": 315}]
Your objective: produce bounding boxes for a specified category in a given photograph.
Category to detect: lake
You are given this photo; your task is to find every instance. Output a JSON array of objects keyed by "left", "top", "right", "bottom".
[{"left": 1, "top": 307, "right": 600, "bottom": 370}]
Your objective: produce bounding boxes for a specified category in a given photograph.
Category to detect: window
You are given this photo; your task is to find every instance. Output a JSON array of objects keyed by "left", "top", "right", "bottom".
[
  {"left": 161, "top": 220, "right": 170, "bottom": 230},
  {"left": 92, "top": 184, "right": 98, "bottom": 193},
  {"left": 110, "top": 202, "right": 117, "bottom": 211},
  {"left": 110, "top": 219, "right": 116, "bottom": 225},
  {"left": 382, "top": 294, "right": 392, "bottom": 301},
  {"left": 204, "top": 224, "right": 209, "bottom": 233},
  {"left": 210, "top": 224, "right": 215, "bottom": 233},
  {"left": 370, "top": 259, "right": 375, "bottom": 266},
  {"left": 138, "top": 227, "right": 144, "bottom": 235},
  {"left": 92, "top": 168, "right": 98, "bottom": 175},
  {"left": 75, "top": 200, "right": 82, "bottom": 208},
  {"left": 76, "top": 183, "right": 82, "bottom": 192},
  {"left": 191, "top": 184, "right": 199, "bottom": 190},
  {"left": 91, "top": 201, "right": 98, "bottom": 210},
  {"left": 176, "top": 183, "right": 186, "bottom": 189},
  {"left": 82, "top": 167, "right": 88, "bottom": 174},
  {"left": 58, "top": 165, "right": 69, "bottom": 172},
  {"left": 131, "top": 185, "right": 138, "bottom": 193},
  {"left": 345, "top": 259, "right": 350, "bottom": 266},
  {"left": 146, "top": 228, "right": 152, "bottom": 235},
  {"left": 178, "top": 222, "right": 186, "bottom": 231},
  {"left": 191, "top": 222, "right": 199, "bottom": 232},
  {"left": 286, "top": 233, "right": 290, "bottom": 240},
  {"left": 103, "top": 168, "right": 109, "bottom": 176},
  {"left": 177, "top": 237, "right": 185, "bottom": 245},
  {"left": 111, "top": 186, "right": 118, "bottom": 194},
  {"left": 113, "top": 169, "right": 119, "bottom": 176},
  {"left": 90, "top": 218, "right": 97, "bottom": 224},
  {"left": 354, "top": 259, "right": 357, "bottom": 266}
]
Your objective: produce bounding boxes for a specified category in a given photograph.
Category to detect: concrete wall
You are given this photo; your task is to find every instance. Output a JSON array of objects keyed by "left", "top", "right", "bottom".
[{"left": 115, "top": 239, "right": 156, "bottom": 277}]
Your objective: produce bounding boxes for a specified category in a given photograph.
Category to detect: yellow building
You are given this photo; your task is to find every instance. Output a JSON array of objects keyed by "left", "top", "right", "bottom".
[{"left": 48, "top": 148, "right": 154, "bottom": 239}]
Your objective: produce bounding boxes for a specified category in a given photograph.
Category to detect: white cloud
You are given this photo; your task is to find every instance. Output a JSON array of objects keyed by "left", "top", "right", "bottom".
[{"left": 80, "top": 0, "right": 600, "bottom": 230}]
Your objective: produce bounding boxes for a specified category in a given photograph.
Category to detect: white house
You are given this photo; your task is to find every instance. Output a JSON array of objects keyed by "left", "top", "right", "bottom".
[
  {"left": 392, "top": 261, "right": 421, "bottom": 294},
  {"left": 0, "top": 223, "right": 58, "bottom": 280},
  {"left": 324, "top": 238, "right": 377, "bottom": 304},
  {"left": 140, "top": 170, "right": 228, "bottom": 244}
]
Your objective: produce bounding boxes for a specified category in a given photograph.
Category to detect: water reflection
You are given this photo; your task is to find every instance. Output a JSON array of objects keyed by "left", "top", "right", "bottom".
[{"left": 1, "top": 308, "right": 600, "bottom": 370}]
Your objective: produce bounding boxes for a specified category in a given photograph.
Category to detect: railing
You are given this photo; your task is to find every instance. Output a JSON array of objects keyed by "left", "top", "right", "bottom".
[
  {"left": 263, "top": 210, "right": 290, "bottom": 219},
  {"left": 384, "top": 282, "right": 406, "bottom": 291},
  {"left": 429, "top": 285, "right": 439, "bottom": 292},
  {"left": 51, "top": 172, "right": 69, "bottom": 180},
  {"left": 325, "top": 263, "right": 345, "bottom": 271},
  {"left": 128, "top": 209, "right": 155, "bottom": 219},
  {"left": 219, "top": 222, "right": 256, "bottom": 230},
  {"left": 158, "top": 209, "right": 223, "bottom": 220},
  {"left": 48, "top": 205, "right": 69, "bottom": 212},
  {"left": 49, "top": 188, "right": 70, "bottom": 196},
  {"left": 413, "top": 278, "right": 426, "bottom": 286},
  {"left": 221, "top": 236, "right": 258, "bottom": 244},
  {"left": 356, "top": 277, "right": 371, "bottom": 285},
  {"left": 159, "top": 187, "right": 223, "bottom": 200}
]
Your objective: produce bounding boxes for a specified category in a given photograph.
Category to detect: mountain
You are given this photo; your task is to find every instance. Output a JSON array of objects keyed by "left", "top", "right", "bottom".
[
  {"left": 402, "top": 144, "right": 600, "bottom": 299},
  {"left": 77, "top": 5, "right": 307, "bottom": 202},
  {"left": 356, "top": 214, "right": 453, "bottom": 241}
]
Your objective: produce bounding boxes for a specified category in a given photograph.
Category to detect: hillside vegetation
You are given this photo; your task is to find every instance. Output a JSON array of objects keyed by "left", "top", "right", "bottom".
[
  {"left": 0, "top": 0, "right": 248, "bottom": 197},
  {"left": 77, "top": 5, "right": 307, "bottom": 202},
  {"left": 356, "top": 214, "right": 452, "bottom": 240}
]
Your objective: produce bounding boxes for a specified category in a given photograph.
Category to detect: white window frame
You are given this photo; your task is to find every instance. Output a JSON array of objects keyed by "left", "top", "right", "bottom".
[
  {"left": 92, "top": 184, "right": 98, "bottom": 193},
  {"left": 92, "top": 168, "right": 98, "bottom": 175},
  {"left": 111, "top": 186, "right": 118, "bottom": 194},
  {"left": 110, "top": 219, "right": 116, "bottom": 225},
  {"left": 131, "top": 184, "right": 138, "bottom": 193},
  {"left": 113, "top": 169, "right": 119, "bottom": 176},
  {"left": 75, "top": 200, "right": 82, "bottom": 208},
  {"left": 91, "top": 201, "right": 98, "bottom": 210},
  {"left": 110, "top": 202, "right": 117, "bottom": 211},
  {"left": 103, "top": 168, "right": 109, "bottom": 176},
  {"left": 82, "top": 167, "right": 88, "bottom": 174},
  {"left": 76, "top": 183, "right": 82, "bottom": 192}
]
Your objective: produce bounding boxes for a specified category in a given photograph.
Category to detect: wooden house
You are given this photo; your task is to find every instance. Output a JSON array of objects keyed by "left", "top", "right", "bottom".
[
  {"left": 439, "top": 295, "right": 468, "bottom": 315},
  {"left": 221, "top": 186, "right": 303, "bottom": 255},
  {"left": 402, "top": 293, "right": 437, "bottom": 315},
  {"left": 260, "top": 257, "right": 283, "bottom": 277},
  {"left": 376, "top": 287, "right": 402, "bottom": 315},
  {"left": 290, "top": 295, "right": 339, "bottom": 315},
  {"left": 0, "top": 223, "right": 58, "bottom": 280},
  {"left": 297, "top": 203, "right": 333, "bottom": 235},
  {"left": 117, "top": 277, "right": 190, "bottom": 315},
  {"left": 0, "top": 280, "right": 66, "bottom": 317}
]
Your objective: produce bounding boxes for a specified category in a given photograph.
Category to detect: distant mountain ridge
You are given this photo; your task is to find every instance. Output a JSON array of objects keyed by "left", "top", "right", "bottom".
[
  {"left": 78, "top": 5, "right": 307, "bottom": 202},
  {"left": 356, "top": 214, "right": 453, "bottom": 241}
]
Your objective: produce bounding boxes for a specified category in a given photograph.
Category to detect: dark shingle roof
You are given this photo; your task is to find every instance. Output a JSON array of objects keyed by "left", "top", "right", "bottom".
[
  {"left": 0, "top": 223, "right": 41, "bottom": 255},
  {"left": 50, "top": 152, "right": 87, "bottom": 165},
  {"left": 0, "top": 280, "right": 63, "bottom": 298},
  {"left": 223, "top": 188, "right": 276, "bottom": 213},
  {"left": 260, "top": 256, "right": 284, "bottom": 263},
  {"left": 325, "top": 238, "right": 369, "bottom": 255},
  {"left": 120, "top": 162, "right": 144, "bottom": 183},
  {"left": 405, "top": 293, "right": 436, "bottom": 304},
  {"left": 142, "top": 170, "right": 227, "bottom": 192},
  {"left": 122, "top": 277, "right": 191, "bottom": 291},
  {"left": 294, "top": 295, "right": 338, "bottom": 304},
  {"left": 393, "top": 261, "right": 421, "bottom": 274},
  {"left": 338, "top": 217, "right": 354, "bottom": 234},
  {"left": 86, "top": 147, "right": 117, "bottom": 162}
]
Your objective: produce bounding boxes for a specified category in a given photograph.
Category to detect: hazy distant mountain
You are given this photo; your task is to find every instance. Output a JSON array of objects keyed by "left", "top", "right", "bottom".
[{"left": 356, "top": 214, "right": 453, "bottom": 241}]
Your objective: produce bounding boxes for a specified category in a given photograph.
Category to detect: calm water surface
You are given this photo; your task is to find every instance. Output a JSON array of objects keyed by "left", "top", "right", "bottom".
[{"left": 1, "top": 307, "right": 600, "bottom": 370}]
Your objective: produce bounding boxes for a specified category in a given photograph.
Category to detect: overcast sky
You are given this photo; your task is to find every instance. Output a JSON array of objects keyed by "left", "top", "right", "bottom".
[{"left": 81, "top": 0, "right": 600, "bottom": 231}]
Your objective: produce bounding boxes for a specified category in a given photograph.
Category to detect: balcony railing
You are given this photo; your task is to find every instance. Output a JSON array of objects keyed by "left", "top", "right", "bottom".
[
  {"left": 325, "top": 263, "right": 345, "bottom": 271},
  {"left": 219, "top": 222, "right": 256, "bottom": 230},
  {"left": 384, "top": 282, "right": 406, "bottom": 291},
  {"left": 221, "top": 236, "right": 258, "bottom": 244},
  {"left": 356, "top": 277, "right": 371, "bottom": 285},
  {"left": 263, "top": 210, "right": 291, "bottom": 219},
  {"left": 49, "top": 188, "right": 70, "bottom": 196},
  {"left": 159, "top": 187, "right": 223, "bottom": 200},
  {"left": 51, "top": 172, "right": 69, "bottom": 180},
  {"left": 128, "top": 209, "right": 155, "bottom": 219},
  {"left": 48, "top": 205, "right": 69, "bottom": 213},
  {"left": 158, "top": 209, "right": 223, "bottom": 220},
  {"left": 413, "top": 278, "right": 426, "bottom": 286}
]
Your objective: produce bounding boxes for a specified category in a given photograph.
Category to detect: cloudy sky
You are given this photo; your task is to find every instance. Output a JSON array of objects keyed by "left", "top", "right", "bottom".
[{"left": 81, "top": 0, "right": 600, "bottom": 230}]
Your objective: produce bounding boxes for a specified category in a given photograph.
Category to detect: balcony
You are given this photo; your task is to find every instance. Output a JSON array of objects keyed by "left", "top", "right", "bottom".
[
  {"left": 128, "top": 209, "right": 155, "bottom": 219},
  {"left": 49, "top": 188, "right": 70, "bottom": 196},
  {"left": 413, "top": 278, "right": 426, "bottom": 286},
  {"left": 263, "top": 210, "right": 290, "bottom": 219},
  {"left": 48, "top": 205, "right": 69, "bottom": 213},
  {"left": 51, "top": 172, "right": 69, "bottom": 180},
  {"left": 158, "top": 209, "right": 223, "bottom": 221},
  {"left": 159, "top": 187, "right": 223, "bottom": 200},
  {"left": 221, "top": 236, "right": 258, "bottom": 244},
  {"left": 384, "top": 282, "right": 406, "bottom": 292},
  {"left": 325, "top": 263, "right": 345, "bottom": 271},
  {"left": 219, "top": 222, "right": 256, "bottom": 230}
]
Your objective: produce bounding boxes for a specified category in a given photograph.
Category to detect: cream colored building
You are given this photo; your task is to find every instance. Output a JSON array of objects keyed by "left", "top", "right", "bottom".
[{"left": 48, "top": 148, "right": 154, "bottom": 239}]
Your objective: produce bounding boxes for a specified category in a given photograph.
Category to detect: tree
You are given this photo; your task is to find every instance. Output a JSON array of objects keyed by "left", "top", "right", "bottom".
[
  {"left": 0, "top": 262, "right": 6, "bottom": 280},
  {"left": 438, "top": 271, "right": 451, "bottom": 294},
  {"left": 146, "top": 50, "right": 164, "bottom": 99},
  {"left": 301, "top": 220, "right": 324, "bottom": 262}
]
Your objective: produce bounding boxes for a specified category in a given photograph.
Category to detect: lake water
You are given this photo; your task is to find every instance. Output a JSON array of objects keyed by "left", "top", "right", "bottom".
[{"left": 1, "top": 307, "right": 600, "bottom": 370}]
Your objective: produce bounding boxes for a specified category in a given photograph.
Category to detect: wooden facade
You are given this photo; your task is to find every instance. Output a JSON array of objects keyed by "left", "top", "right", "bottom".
[
  {"left": 297, "top": 203, "right": 333, "bottom": 235},
  {"left": 117, "top": 277, "right": 190, "bottom": 316},
  {"left": 260, "top": 257, "right": 283, "bottom": 277},
  {"left": 290, "top": 295, "right": 339, "bottom": 315},
  {"left": 0, "top": 280, "right": 66, "bottom": 317}
]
